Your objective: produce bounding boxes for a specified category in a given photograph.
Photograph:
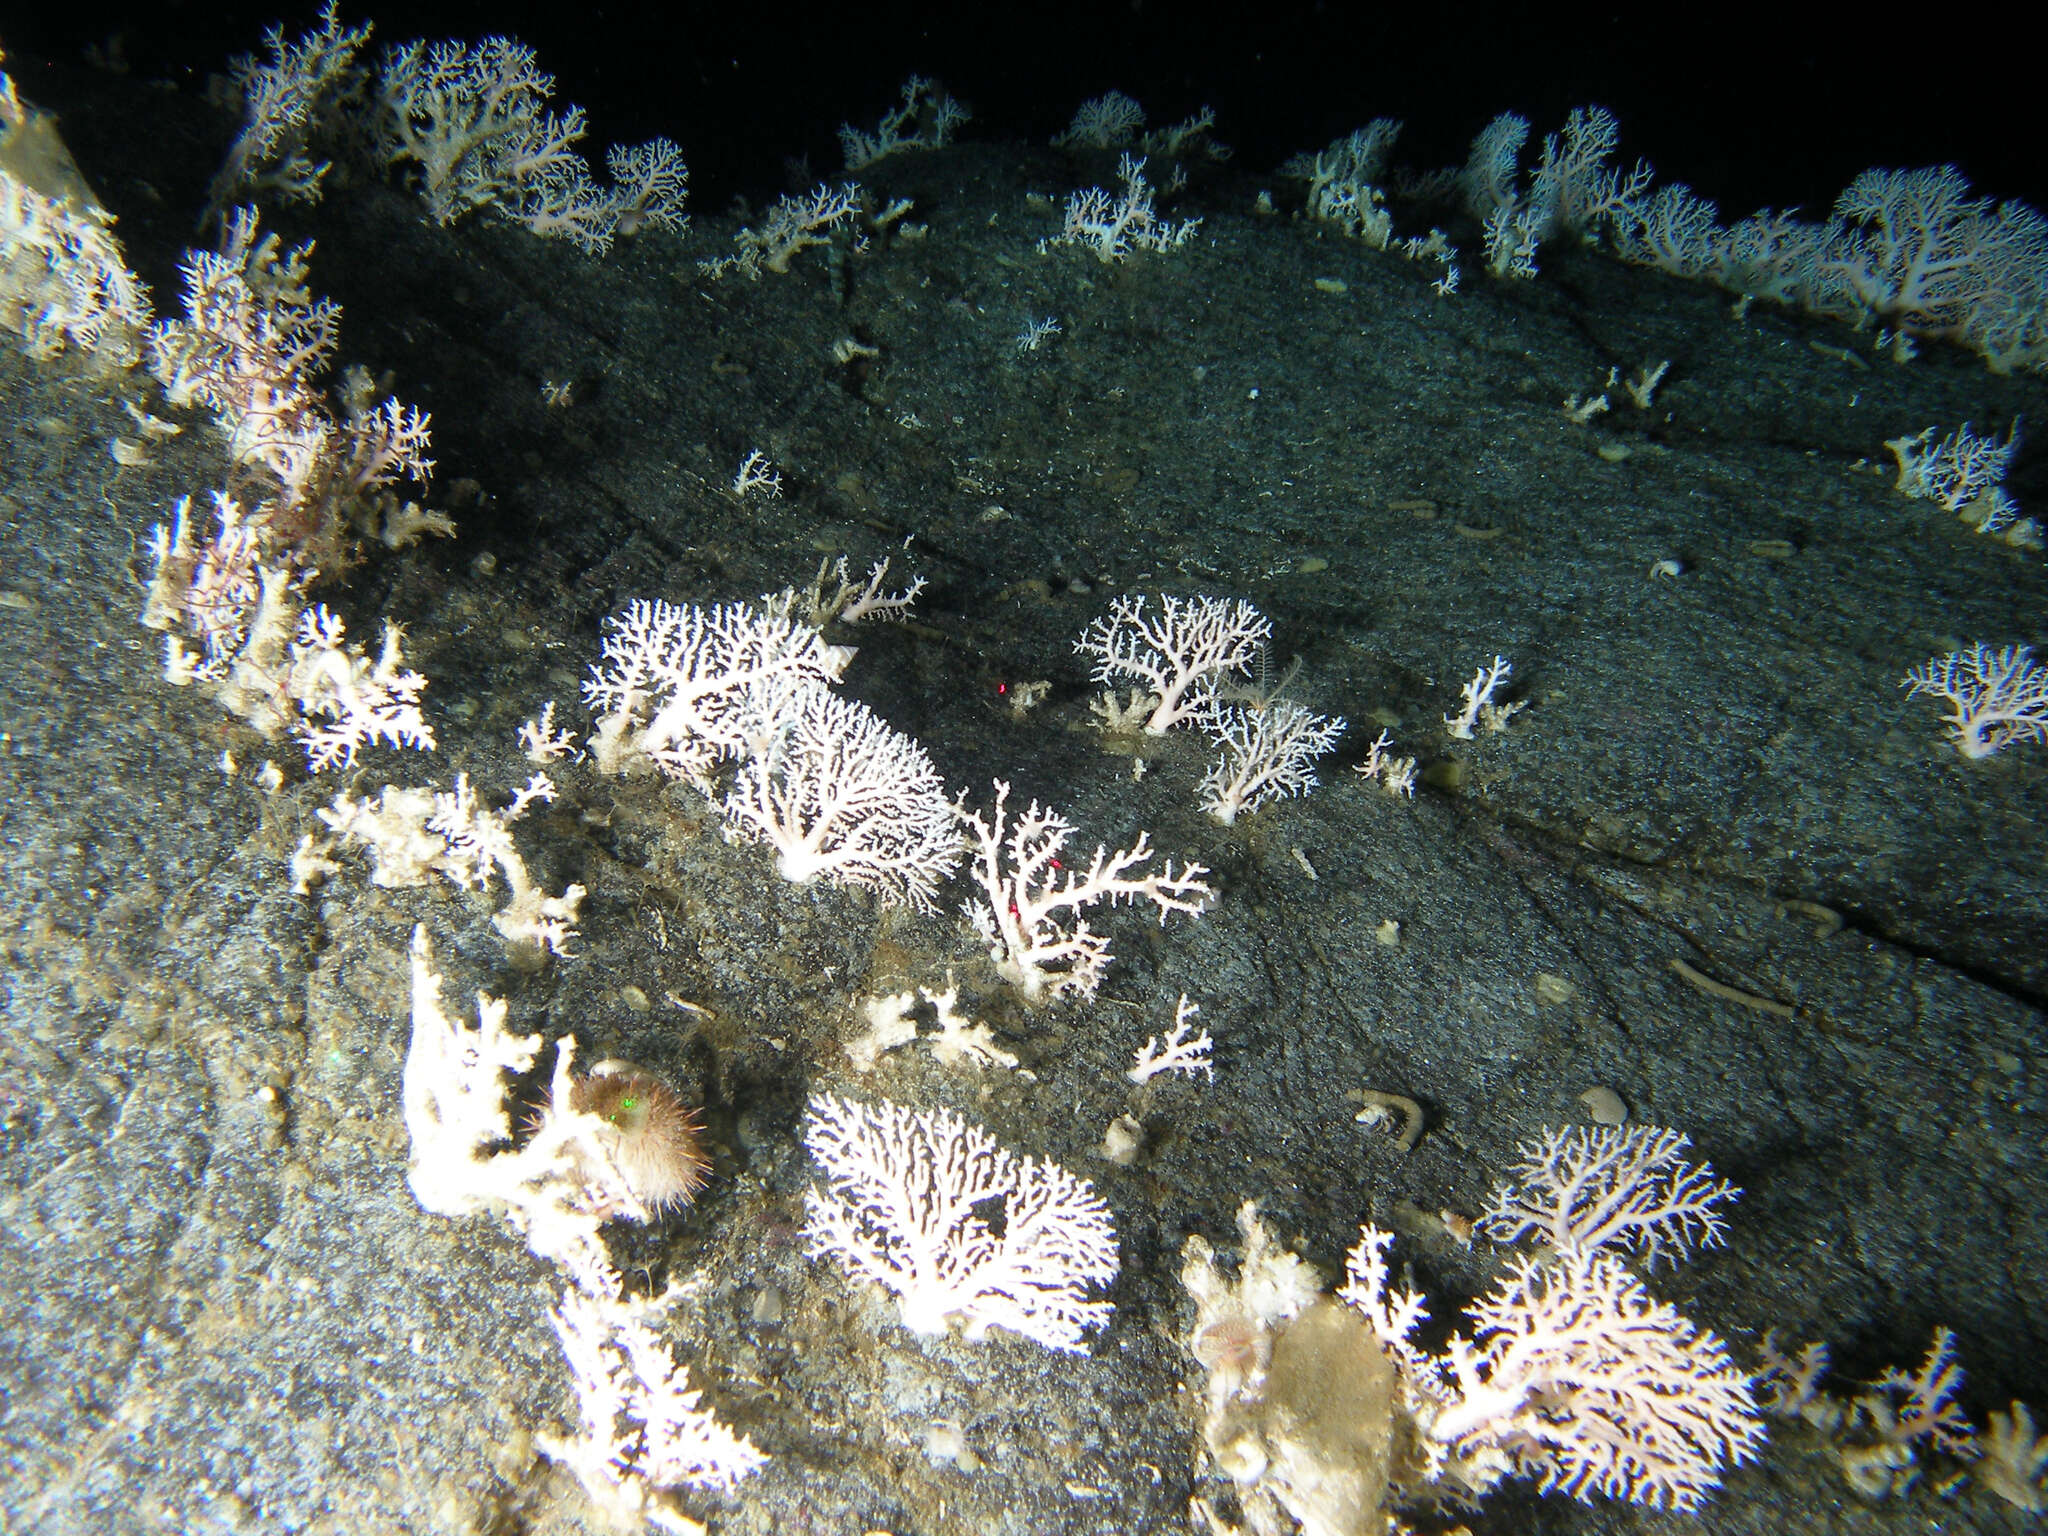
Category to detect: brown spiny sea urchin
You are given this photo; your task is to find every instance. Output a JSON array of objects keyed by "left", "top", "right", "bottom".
[{"left": 567, "top": 1060, "right": 711, "bottom": 1211}]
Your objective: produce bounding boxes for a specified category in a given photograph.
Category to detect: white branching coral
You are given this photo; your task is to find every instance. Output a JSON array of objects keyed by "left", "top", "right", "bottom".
[
  {"left": 504, "top": 158, "right": 618, "bottom": 254},
  {"left": 698, "top": 184, "right": 862, "bottom": 280},
  {"left": 774, "top": 555, "right": 926, "bottom": 629},
  {"left": 315, "top": 771, "right": 584, "bottom": 955},
  {"left": 206, "top": 1, "right": 372, "bottom": 218},
  {"left": 1416, "top": 1245, "right": 1763, "bottom": 1510},
  {"left": 1354, "top": 727, "right": 1418, "bottom": 798},
  {"left": 605, "top": 137, "right": 691, "bottom": 240},
  {"left": 1478, "top": 1124, "right": 1738, "bottom": 1271},
  {"left": 289, "top": 606, "right": 437, "bottom": 770},
  {"left": 1129, "top": 995, "right": 1214, "bottom": 1083},
  {"left": 1903, "top": 641, "right": 2048, "bottom": 759},
  {"left": 1456, "top": 104, "right": 1647, "bottom": 271},
  {"left": 403, "top": 927, "right": 644, "bottom": 1280},
  {"left": 844, "top": 979, "right": 1017, "bottom": 1073},
  {"left": 1188, "top": 1131, "right": 1764, "bottom": 1525},
  {"left": 721, "top": 688, "right": 962, "bottom": 911},
  {"left": 1856, "top": 1326, "right": 1977, "bottom": 1458},
  {"left": 1982, "top": 1401, "right": 2048, "bottom": 1513},
  {"left": 1056, "top": 153, "right": 1201, "bottom": 264},
  {"left": 1611, "top": 182, "right": 1724, "bottom": 278},
  {"left": 403, "top": 924, "right": 546, "bottom": 1220},
  {"left": 542, "top": 1288, "right": 768, "bottom": 1532},
  {"left": 801, "top": 1092, "right": 1118, "bottom": 1352},
  {"left": 1753, "top": 1329, "right": 1832, "bottom": 1419},
  {"left": 1444, "top": 653, "right": 1522, "bottom": 738},
  {"left": 1820, "top": 165, "right": 2048, "bottom": 370},
  {"left": 147, "top": 526, "right": 439, "bottom": 775},
  {"left": 404, "top": 930, "right": 762, "bottom": 1530},
  {"left": 1885, "top": 420, "right": 2021, "bottom": 531},
  {"left": 839, "top": 75, "right": 968, "bottom": 170},
  {"left": 1294, "top": 120, "right": 1403, "bottom": 247},
  {"left": 1076, "top": 593, "right": 1272, "bottom": 736},
  {"left": 581, "top": 597, "right": 849, "bottom": 783},
  {"left": 1053, "top": 91, "right": 1146, "bottom": 150},
  {"left": 1404, "top": 1124, "right": 1754, "bottom": 1509},
  {"left": 1460, "top": 111, "right": 1532, "bottom": 222},
  {"left": 916, "top": 978, "right": 1018, "bottom": 1069},
  {"left": 1334, "top": 1223, "right": 1436, "bottom": 1382},
  {"left": 370, "top": 32, "right": 686, "bottom": 255},
  {"left": 519, "top": 700, "right": 577, "bottom": 764},
  {"left": 373, "top": 35, "right": 583, "bottom": 226},
  {"left": 1528, "top": 104, "right": 1654, "bottom": 243},
  {"left": 0, "top": 170, "right": 151, "bottom": 369},
  {"left": 2, "top": 53, "right": 153, "bottom": 370},
  {"left": 1196, "top": 698, "right": 1346, "bottom": 825},
  {"left": 729, "top": 448, "right": 781, "bottom": 499},
  {"left": 962, "top": 779, "right": 1214, "bottom": 1005},
  {"left": 1758, "top": 1323, "right": 2044, "bottom": 1506}
]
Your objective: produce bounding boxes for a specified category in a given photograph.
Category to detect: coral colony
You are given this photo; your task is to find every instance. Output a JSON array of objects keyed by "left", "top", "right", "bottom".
[
  {"left": 1183, "top": 1126, "right": 1764, "bottom": 1530},
  {"left": 6, "top": 9, "right": 2047, "bottom": 1533},
  {"left": 801, "top": 1093, "right": 1120, "bottom": 1351}
]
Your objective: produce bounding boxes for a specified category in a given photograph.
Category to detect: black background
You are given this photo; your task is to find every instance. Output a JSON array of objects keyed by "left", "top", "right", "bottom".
[{"left": 4, "top": 0, "right": 2042, "bottom": 217}]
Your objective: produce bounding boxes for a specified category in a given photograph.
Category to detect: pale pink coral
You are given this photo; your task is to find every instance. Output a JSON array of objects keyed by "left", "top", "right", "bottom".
[
  {"left": 146, "top": 207, "right": 444, "bottom": 570},
  {"left": 1422, "top": 1247, "right": 1763, "bottom": 1510},
  {"left": 721, "top": 688, "right": 962, "bottom": 910},
  {"left": 802, "top": 1092, "right": 1118, "bottom": 1352},
  {"left": 1479, "top": 1123, "right": 1737, "bottom": 1270},
  {"left": 1196, "top": 698, "right": 1345, "bottom": 825},
  {"left": 542, "top": 1288, "right": 768, "bottom": 1520},
  {"left": 580, "top": 598, "right": 848, "bottom": 783},
  {"left": 1075, "top": 593, "right": 1271, "bottom": 735},
  {"left": 1903, "top": 642, "right": 2048, "bottom": 759},
  {"left": 1333, "top": 1125, "right": 1764, "bottom": 1514},
  {"left": 962, "top": 779, "right": 1213, "bottom": 1004},
  {"left": 0, "top": 56, "right": 153, "bottom": 369}
]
